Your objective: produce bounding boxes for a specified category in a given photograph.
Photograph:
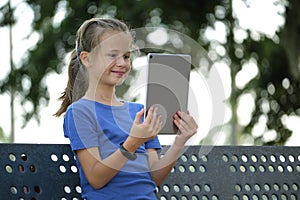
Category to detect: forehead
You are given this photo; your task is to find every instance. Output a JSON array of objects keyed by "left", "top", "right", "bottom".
[{"left": 98, "top": 31, "right": 132, "bottom": 52}]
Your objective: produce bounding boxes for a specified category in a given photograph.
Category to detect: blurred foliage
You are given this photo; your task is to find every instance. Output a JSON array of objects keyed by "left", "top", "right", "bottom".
[
  {"left": 231, "top": 0, "right": 300, "bottom": 145},
  {"left": 0, "top": 0, "right": 299, "bottom": 145},
  {"left": 0, "top": 127, "right": 9, "bottom": 143}
]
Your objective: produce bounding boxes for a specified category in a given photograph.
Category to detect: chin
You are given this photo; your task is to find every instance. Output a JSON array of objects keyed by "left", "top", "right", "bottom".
[{"left": 116, "top": 80, "right": 125, "bottom": 86}]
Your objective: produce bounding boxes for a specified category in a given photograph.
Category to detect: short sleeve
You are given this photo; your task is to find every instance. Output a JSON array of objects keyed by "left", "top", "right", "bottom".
[
  {"left": 63, "top": 105, "right": 100, "bottom": 151},
  {"left": 145, "top": 136, "right": 161, "bottom": 150}
]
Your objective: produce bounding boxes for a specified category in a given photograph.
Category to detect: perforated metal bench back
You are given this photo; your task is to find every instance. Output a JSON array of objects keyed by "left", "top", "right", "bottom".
[
  {"left": 1, "top": 144, "right": 300, "bottom": 199},
  {"left": 157, "top": 146, "right": 300, "bottom": 200},
  {"left": 0, "top": 144, "right": 81, "bottom": 200}
]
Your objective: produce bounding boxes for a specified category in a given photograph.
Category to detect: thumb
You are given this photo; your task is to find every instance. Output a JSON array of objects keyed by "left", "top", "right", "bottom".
[{"left": 134, "top": 108, "right": 144, "bottom": 124}]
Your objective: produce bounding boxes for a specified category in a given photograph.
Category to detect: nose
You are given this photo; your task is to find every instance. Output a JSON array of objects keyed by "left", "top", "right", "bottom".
[{"left": 116, "top": 56, "right": 126, "bottom": 66}]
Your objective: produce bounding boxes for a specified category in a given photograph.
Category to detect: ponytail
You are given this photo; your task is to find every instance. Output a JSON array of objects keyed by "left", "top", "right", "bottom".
[{"left": 54, "top": 49, "right": 88, "bottom": 117}]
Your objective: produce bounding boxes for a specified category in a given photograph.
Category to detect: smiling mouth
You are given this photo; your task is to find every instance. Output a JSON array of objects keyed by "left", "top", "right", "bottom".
[{"left": 111, "top": 70, "right": 126, "bottom": 76}]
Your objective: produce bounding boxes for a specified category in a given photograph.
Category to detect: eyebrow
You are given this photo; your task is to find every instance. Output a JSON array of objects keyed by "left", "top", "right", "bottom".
[{"left": 108, "top": 49, "right": 131, "bottom": 54}]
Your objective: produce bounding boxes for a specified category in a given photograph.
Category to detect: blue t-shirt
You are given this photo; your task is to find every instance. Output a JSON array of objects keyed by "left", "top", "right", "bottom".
[{"left": 63, "top": 98, "right": 161, "bottom": 200}]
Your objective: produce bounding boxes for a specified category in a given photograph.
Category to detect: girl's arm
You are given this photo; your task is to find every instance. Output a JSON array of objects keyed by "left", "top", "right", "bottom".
[
  {"left": 76, "top": 107, "right": 161, "bottom": 189},
  {"left": 148, "top": 111, "right": 198, "bottom": 186},
  {"left": 76, "top": 146, "right": 129, "bottom": 189}
]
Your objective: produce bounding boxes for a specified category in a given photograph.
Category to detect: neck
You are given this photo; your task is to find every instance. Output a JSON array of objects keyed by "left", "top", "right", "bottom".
[{"left": 84, "top": 83, "right": 121, "bottom": 106}]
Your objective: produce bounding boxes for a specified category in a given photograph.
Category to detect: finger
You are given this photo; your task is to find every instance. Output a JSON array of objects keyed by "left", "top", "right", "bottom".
[
  {"left": 144, "top": 107, "right": 153, "bottom": 124},
  {"left": 174, "top": 113, "right": 197, "bottom": 135},
  {"left": 174, "top": 118, "right": 190, "bottom": 133},
  {"left": 134, "top": 108, "right": 144, "bottom": 124},
  {"left": 153, "top": 115, "right": 162, "bottom": 134},
  {"left": 150, "top": 107, "right": 159, "bottom": 127},
  {"left": 173, "top": 114, "right": 185, "bottom": 131},
  {"left": 177, "top": 111, "right": 198, "bottom": 129},
  {"left": 173, "top": 118, "right": 186, "bottom": 134}
]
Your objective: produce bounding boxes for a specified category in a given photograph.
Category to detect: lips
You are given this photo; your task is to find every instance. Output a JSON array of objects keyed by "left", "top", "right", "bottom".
[{"left": 111, "top": 70, "right": 126, "bottom": 77}]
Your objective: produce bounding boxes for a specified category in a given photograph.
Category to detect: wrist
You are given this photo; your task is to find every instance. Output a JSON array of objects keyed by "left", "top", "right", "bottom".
[
  {"left": 119, "top": 144, "right": 137, "bottom": 160},
  {"left": 123, "top": 136, "right": 140, "bottom": 153},
  {"left": 174, "top": 136, "right": 188, "bottom": 147}
]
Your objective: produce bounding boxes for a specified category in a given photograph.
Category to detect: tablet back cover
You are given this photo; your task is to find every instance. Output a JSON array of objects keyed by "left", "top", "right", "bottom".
[{"left": 146, "top": 53, "right": 191, "bottom": 134}]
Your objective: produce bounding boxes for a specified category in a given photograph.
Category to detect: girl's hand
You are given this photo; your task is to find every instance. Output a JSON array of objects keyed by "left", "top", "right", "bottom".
[
  {"left": 124, "top": 107, "right": 162, "bottom": 151},
  {"left": 173, "top": 111, "right": 198, "bottom": 146}
]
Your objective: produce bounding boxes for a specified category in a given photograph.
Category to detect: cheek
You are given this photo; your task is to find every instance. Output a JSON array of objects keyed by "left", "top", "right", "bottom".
[
  {"left": 91, "top": 58, "right": 111, "bottom": 74},
  {"left": 126, "top": 63, "right": 131, "bottom": 71}
]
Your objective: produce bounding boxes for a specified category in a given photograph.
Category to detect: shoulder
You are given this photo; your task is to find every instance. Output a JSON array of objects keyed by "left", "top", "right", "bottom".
[
  {"left": 65, "top": 99, "right": 96, "bottom": 118},
  {"left": 124, "top": 101, "right": 144, "bottom": 113},
  {"left": 63, "top": 99, "right": 99, "bottom": 131},
  {"left": 125, "top": 101, "right": 144, "bottom": 109},
  {"left": 67, "top": 98, "right": 88, "bottom": 109}
]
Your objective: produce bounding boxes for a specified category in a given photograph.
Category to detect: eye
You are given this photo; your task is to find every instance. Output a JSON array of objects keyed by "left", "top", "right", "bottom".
[
  {"left": 108, "top": 54, "right": 118, "bottom": 58},
  {"left": 123, "top": 53, "right": 131, "bottom": 60}
]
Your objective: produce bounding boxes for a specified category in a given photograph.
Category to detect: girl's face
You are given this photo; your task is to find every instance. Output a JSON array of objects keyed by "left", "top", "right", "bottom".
[{"left": 88, "top": 31, "right": 132, "bottom": 87}]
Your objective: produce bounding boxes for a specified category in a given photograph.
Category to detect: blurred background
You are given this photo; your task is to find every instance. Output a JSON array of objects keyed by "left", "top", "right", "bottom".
[{"left": 0, "top": 0, "right": 299, "bottom": 146}]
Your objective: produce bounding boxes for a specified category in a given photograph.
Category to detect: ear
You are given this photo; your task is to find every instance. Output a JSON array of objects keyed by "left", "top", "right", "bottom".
[{"left": 79, "top": 51, "right": 91, "bottom": 68}]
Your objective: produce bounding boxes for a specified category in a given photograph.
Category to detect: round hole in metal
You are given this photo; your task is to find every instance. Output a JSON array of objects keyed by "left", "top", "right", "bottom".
[
  {"left": 5, "top": 165, "right": 13, "bottom": 173},
  {"left": 29, "top": 165, "right": 36, "bottom": 173},
  {"left": 199, "top": 165, "right": 206, "bottom": 173},
  {"left": 10, "top": 186, "right": 18, "bottom": 194},
  {"left": 59, "top": 165, "right": 67, "bottom": 173},
  {"left": 279, "top": 155, "right": 286, "bottom": 162},
  {"left": 241, "top": 155, "right": 248, "bottom": 163},
  {"left": 64, "top": 185, "right": 71, "bottom": 194},
  {"left": 181, "top": 155, "right": 188, "bottom": 162},
  {"left": 251, "top": 155, "right": 258, "bottom": 162},
  {"left": 191, "top": 154, "right": 198, "bottom": 162},
  {"left": 249, "top": 165, "right": 256, "bottom": 173},
  {"left": 273, "top": 183, "right": 280, "bottom": 191},
  {"left": 20, "top": 153, "right": 27, "bottom": 161},
  {"left": 50, "top": 154, "right": 58, "bottom": 162},
  {"left": 230, "top": 165, "right": 237, "bottom": 173},
  {"left": 286, "top": 165, "right": 293, "bottom": 172},
  {"left": 62, "top": 154, "right": 70, "bottom": 162},
  {"left": 231, "top": 155, "right": 238, "bottom": 162},
  {"left": 22, "top": 185, "right": 30, "bottom": 194},
  {"left": 75, "top": 185, "right": 82, "bottom": 193},
  {"left": 71, "top": 165, "right": 78, "bottom": 173},
  {"left": 194, "top": 184, "right": 200, "bottom": 192},
  {"left": 173, "top": 184, "right": 180, "bottom": 192},
  {"left": 34, "top": 186, "right": 41, "bottom": 193},
  {"left": 270, "top": 154, "right": 276, "bottom": 163},
  {"left": 288, "top": 155, "right": 295, "bottom": 162},
  {"left": 9, "top": 153, "right": 16, "bottom": 162},
  {"left": 189, "top": 165, "right": 196, "bottom": 173},
  {"left": 222, "top": 155, "right": 229, "bottom": 162}
]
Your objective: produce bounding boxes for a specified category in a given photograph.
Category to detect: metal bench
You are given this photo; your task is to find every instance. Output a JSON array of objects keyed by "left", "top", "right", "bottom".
[{"left": 1, "top": 144, "right": 299, "bottom": 199}]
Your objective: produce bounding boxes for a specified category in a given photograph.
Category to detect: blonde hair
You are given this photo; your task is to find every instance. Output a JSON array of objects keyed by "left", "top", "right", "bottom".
[{"left": 54, "top": 18, "right": 131, "bottom": 117}]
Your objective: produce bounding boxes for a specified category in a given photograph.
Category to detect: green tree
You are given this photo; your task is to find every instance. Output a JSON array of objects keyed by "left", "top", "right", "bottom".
[
  {"left": 1, "top": 0, "right": 299, "bottom": 145},
  {"left": 230, "top": 0, "right": 300, "bottom": 145},
  {"left": 0, "top": 127, "right": 9, "bottom": 142}
]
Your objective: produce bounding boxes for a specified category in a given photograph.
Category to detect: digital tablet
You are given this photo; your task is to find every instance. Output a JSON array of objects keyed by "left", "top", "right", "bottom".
[{"left": 145, "top": 53, "right": 191, "bottom": 134}]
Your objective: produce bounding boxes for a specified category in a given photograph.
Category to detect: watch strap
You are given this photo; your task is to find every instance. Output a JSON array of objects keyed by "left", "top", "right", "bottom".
[{"left": 119, "top": 144, "right": 137, "bottom": 160}]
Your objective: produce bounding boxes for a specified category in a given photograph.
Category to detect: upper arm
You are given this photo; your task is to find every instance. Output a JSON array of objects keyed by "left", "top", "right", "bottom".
[{"left": 76, "top": 147, "right": 102, "bottom": 182}]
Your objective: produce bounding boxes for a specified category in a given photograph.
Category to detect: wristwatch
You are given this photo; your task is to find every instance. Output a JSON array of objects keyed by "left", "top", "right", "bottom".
[{"left": 119, "top": 144, "right": 137, "bottom": 160}]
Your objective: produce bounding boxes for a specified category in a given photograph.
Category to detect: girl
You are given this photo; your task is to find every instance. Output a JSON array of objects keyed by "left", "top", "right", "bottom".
[{"left": 55, "top": 18, "right": 198, "bottom": 199}]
